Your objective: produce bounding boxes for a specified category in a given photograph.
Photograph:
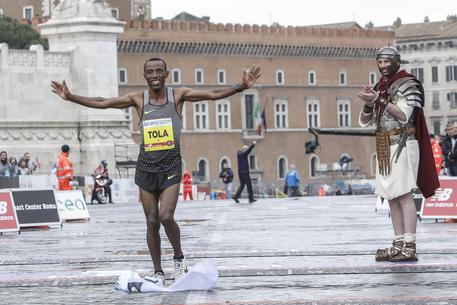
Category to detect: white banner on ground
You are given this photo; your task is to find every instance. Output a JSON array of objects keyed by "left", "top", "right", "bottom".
[
  {"left": 55, "top": 190, "right": 90, "bottom": 221},
  {"left": 115, "top": 260, "right": 218, "bottom": 293}
]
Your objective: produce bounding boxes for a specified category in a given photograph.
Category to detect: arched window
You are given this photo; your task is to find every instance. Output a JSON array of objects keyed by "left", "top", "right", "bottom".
[
  {"left": 197, "top": 158, "right": 209, "bottom": 182},
  {"left": 219, "top": 157, "right": 230, "bottom": 172},
  {"left": 309, "top": 155, "right": 319, "bottom": 178},
  {"left": 277, "top": 156, "right": 288, "bottom": 179}
]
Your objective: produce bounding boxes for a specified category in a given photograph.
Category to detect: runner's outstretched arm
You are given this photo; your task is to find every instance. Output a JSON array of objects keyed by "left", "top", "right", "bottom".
[{"left": 50, "top": 80, "right": 137, "bottom": 109}]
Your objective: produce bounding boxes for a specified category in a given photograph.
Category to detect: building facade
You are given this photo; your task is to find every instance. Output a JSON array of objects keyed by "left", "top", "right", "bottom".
[
  {"left": 0, "top": 0, "right": 132, "bottom": 176},
  {"left": 387, "top": 17, "right": 457, "bottom": 135},
  {"left": 0, "top": 0, "right": 150, "bottom": 21},
  {"left": 117, "top": 20, "right": 393, "bottom": 188},
  {"left": 0, "top": 1, "right": 396, "bottom": 188}
]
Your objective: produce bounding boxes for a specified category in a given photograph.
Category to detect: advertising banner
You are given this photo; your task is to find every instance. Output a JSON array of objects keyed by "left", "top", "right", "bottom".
[
  {"left": 11, "top": 189, "right": 61, "bottom": 227},
  {"left": 55, "top": 190, "right": 90, "bottom": 221},
  {"left": 112, "top": 179, "right": 139, "bottom": 204},
  {"left": 0, "top": 191, "right": 20, "bottom": 233},
  {"left": 18, "top": 175, "right": 58, "bottom": 189},
  {"left": 421, "top": 177, "right": 457, "bottom": 219}
]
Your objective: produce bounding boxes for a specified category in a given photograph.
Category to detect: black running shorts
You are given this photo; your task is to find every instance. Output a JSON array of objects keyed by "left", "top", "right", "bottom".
[{"left": 135, "top": 169, "right": 182, "bottom": 193}]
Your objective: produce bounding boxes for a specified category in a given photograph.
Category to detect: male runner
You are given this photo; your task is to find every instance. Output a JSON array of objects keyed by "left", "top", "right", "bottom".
[{"left": 51, "top": 59, "right": 261, "bottom": 285}]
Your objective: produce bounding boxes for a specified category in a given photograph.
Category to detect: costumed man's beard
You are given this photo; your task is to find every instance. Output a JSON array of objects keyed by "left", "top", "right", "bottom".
[
  {"left": 378, "top": 61, "right": 400, "bottom": 78},
  {"left": 379, "top": 62, "right": 400, "bottom": 78}
]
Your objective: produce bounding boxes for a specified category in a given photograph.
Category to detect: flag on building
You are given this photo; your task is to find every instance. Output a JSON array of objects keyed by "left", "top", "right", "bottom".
[{"left": 253, "top": 99, "right": 267, "bottom": 135}]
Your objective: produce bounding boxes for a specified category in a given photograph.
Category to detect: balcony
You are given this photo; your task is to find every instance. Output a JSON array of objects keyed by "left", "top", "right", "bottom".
[{"left": 242, "top": 129, "right": 264, "bottom": 140}]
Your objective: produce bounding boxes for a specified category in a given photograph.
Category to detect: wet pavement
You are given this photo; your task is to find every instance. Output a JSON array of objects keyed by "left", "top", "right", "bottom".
[{"left": 1, "top": 195, "right": 457, "bottom": 305}]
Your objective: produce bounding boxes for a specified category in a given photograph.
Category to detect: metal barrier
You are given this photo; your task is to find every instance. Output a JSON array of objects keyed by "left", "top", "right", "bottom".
[{"left": 114, "top": 144, "right": 139, "bottom": 178}]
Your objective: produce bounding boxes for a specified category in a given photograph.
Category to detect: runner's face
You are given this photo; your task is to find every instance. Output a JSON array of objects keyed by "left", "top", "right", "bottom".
[
  {"left": 0, "top": 152, "right": 6, "bottom": 161},
  {"left": 144, "top": 61, "right": 168, "bottom": 91}
]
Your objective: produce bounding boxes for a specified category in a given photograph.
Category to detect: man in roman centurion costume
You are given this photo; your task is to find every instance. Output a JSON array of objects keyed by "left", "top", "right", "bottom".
[{"left": 358, "top": 46, "right": 439, "bottom": 262}]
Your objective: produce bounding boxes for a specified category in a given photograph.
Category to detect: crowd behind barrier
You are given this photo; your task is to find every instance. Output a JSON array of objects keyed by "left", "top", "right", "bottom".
[
  {"left": 0, "top": 174, "right": 140, "bottom": 204},
  {"left": 0, "top": 172, "right": 377, "bottom": 200},
  {"left": 1, "top": 148, "right": 378, "bottom": 200},
  {"left": 0, "top": 151, "right": 40, "bottom": 177}
]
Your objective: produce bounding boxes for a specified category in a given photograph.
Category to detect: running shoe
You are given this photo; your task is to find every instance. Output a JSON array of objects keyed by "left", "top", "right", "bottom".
[
  {"left": 173, "top": 257, "right": 188, "bottom": 280},
  {"left": 144, "top": 271, "right": 165, "bottom": 287}
]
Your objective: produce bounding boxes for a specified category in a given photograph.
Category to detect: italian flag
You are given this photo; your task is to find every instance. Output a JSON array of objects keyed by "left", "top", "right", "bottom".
[{"left": 253, "top": 98, "right": 266, "bottom": 135}]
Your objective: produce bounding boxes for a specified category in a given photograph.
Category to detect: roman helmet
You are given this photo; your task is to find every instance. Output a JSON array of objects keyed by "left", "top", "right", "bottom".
[{"left": 376, "top": 46, "right": 409, "bottom": 77}]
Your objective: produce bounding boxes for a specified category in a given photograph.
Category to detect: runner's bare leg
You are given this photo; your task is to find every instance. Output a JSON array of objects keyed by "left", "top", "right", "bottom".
[
  {"left": 140, "top": 188, "right": 162, "bottom": 271},
  {"left": 158, "top": 183, "right": 183, "bottom": 258}
]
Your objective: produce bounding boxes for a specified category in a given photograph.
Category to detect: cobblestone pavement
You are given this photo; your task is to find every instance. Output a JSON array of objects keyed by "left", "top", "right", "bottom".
[{"left": 1, "top": 195, "right": 457, "bottom": 305}]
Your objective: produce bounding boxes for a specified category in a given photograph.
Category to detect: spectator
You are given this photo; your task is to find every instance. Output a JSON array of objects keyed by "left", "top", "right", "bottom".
[
  {"left": 17, "top": 159, "right": 31, "bottom": 175},
  {"left": 430, "top": 134, "right": 443, "bottom": 175},
  {"left": 92, "top": 160, "right": 113, "bottom": 203},
  {"left": 219, "top": 163, "right": 234, "bottom": 199},
  {"left": 335, "top": 188, "right": 342, "bottom": 196},
  {"left": 182, "top": 170, "right": 193, "bottom": 201},
  {"left": 346, "top": 185, "right": 353, "bottom": 195},
  {"left": 22, "top": 152, "right": 39, "bottom": 174},
  {"left": 0, "top": 151, "right": 10, "bottom": 176},
  {"left": 318, "top": 186, "right": 326, "bottom": 197},
  {"left": 233, "top": 141, "right": 256, "bottom": 203},
  {"left": 285, "top": 164, "right": 300, "bottom": 197},
  {"left": 8, "top": 157, "right": 19, "bottom": 177},
  {"left": 283, "top": 182, "right": 288, "bottom": 196},
  {"left": 442, "top": 123, "right": 457, "bottom": 176},
  {"left": 56, "top": 145, "right": 74, "bottom": 190}
]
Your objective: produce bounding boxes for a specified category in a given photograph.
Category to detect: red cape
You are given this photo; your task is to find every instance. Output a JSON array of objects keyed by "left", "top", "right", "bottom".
[
  {"left": 378, "top": 70, "right": 439, "bottom": 198},
  {"left": 414, "top": 109, "right": 440, "bottom": 198}
]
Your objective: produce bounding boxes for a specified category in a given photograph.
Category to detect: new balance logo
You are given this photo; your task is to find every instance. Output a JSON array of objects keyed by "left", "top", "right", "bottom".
[
  {"left": 168, "top": 174, "right": 177, "bottom": 180},
  {"left": 0, "top": 201, "right": 7, "bottom": 214}
]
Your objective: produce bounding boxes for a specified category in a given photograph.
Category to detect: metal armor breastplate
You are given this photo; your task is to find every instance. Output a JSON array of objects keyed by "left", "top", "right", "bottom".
[{"left": 377, "top": 103, "right": 415, "bottom": 145}]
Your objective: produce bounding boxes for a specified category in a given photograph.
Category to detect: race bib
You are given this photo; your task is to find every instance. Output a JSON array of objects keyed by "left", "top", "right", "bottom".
[{"left": 143, "top": 118, "right": 175, "bottom": 151}]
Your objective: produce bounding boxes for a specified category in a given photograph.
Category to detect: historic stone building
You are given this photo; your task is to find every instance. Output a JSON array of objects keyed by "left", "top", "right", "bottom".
[
  {"left": 0, "top": 0, "right": 132, "bottom": 175},
  {"left": 0, "top": 1, "right": 396, "bottom": 188},
  {"left": 0, "top": 0, "right": 150, "bottom": 22},
  {"left": 380, "top": 17, "right": 457, "bottom": 135},
  {"left": 117, "top": 19, "right": 394, "bottom": 188}
]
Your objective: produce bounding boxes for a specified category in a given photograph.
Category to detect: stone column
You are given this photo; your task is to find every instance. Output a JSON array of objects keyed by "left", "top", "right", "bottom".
[{"left": 39, "top": 0, "right": 134, "bottom": 176}]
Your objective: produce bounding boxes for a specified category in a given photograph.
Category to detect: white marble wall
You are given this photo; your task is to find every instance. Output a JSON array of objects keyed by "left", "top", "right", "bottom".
[{"left": 0, "top": 1, "right": 134, "bottom": 176}]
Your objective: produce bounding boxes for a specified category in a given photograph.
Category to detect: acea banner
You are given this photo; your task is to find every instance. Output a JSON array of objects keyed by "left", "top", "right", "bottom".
[
  {"left": 0, "top": 191, "right": 20, "bottom": 233},
  {"left": 421, "top": 177, "right": 457, "bottom": 219},
  {"left": 11, "top": 189, "right": 61, "bottom": 227},
  {"left": 55, "top": 190, "right": 90, "bottom": 221}
]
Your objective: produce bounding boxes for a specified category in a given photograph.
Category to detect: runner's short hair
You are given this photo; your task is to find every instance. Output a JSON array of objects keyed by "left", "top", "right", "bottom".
[{"left": 144, "top": 57, "right": 167, "bottom": 72}]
